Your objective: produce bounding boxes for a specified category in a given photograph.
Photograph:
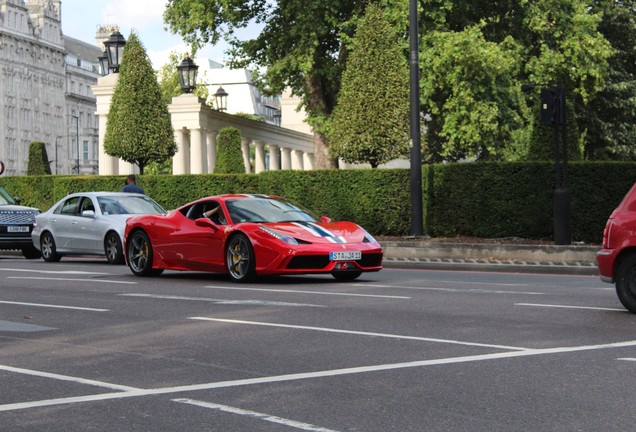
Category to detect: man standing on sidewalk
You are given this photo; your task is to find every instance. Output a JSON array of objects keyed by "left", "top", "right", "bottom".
[{"left": 122, "top": 175, "right": 144, "bottom": 194}]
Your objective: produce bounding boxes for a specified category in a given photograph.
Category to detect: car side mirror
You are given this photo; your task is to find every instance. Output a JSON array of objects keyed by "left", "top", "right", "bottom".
[
  {"left": 81, "top": 210, "right": 95, "bottom": 218},
  {"left": 195, "top": 217, "right": 218, "bottom": 231},
  {"left": 320, "top": 216, "right": 332, "bottom": 224},
  {"left": 13, "top": 196, "right": 21, "bottom": 205}
]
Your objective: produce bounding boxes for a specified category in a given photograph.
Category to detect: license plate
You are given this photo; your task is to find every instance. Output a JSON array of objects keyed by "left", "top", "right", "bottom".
[
  {"left": 329, "top": 251, "right": 361, "bottom": 261},
  {"left": 8, "top": 226, "right": 29, "bottom": 233}
]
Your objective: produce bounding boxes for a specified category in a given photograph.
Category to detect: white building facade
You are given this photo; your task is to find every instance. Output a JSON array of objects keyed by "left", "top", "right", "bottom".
[{"left": 0, "top": 0, "right": 101, "bottom": 176}]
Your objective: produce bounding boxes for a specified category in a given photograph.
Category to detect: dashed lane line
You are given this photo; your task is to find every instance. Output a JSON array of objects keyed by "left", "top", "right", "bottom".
[
  {"left": 0, "top": 300, "right": 108, "bottom": 312},
  {"left": 173, "top": 399, "right": 340, "bottom": 432},
  {"left": 515, "top": 303, "right": 625, "bottom": 312},
  {"left": 203, "top": 285, "right": 410, "bottom": 299},
  {"left": 7, "top": 276, "right": 136, "bottom": 284}
]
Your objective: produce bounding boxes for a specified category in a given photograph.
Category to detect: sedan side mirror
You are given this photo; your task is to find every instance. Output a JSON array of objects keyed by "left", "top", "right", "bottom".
[
  {"left": 195, "top": 217, "right": 218, "bottom": 231},
  {"left": 13, "top": 196, "right": 21, "bottom": 205},
  {"left": 81, "top": 210, "right": 96, "bottom": 218}
]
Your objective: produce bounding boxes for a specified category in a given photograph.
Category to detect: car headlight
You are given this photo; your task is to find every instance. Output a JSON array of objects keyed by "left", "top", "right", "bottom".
[
  {"left": 259, "top": 226, "right": 299, "bottom": 245},
  {"left": 362, "top": 228, "right": 379, "bottom": 244}
]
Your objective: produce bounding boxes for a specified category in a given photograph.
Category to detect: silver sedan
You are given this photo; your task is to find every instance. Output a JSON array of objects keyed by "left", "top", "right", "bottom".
[{"left": 32, "top": 192, "right": 165, "bottom": 264}]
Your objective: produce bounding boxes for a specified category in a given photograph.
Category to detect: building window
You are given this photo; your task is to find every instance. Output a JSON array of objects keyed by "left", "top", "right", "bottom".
[{"left": 83, "top": 140, "right": 89, "bottom": 161}]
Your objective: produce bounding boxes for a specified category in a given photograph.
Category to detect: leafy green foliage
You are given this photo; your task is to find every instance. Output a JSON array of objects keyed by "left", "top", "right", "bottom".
[
  {"left": 26, "top": 141, "right": 52, "bottom": 175},
  {"left": 103, "top": 31, "right": 177, "bottom": 174},
  {"left": 328, "top": 3, "right": 410, "bottom": 168},
  {"left": 215, "top": 127, "right": 245, "bottom": 174},
  {"left": 420, "top": 26, "right": 524, "bottom": 161}
]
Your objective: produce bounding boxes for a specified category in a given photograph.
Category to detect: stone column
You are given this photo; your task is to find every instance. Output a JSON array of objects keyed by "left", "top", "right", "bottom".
[
  {"left": 241, "top": 136, "right": 252, "bottom": 173},
  {"left": 92, "top": 73, "right": 119, "bottom": 175},
  {"left": 118, "top": 160, "right": 136, "bottom": 175},
  {"left": 254, "top": 140, "right": 266, "bottom": 173},
  {"left": 303, "top": 152, "right": 315, "bottom": 171},
  {"left": 281, "top": 147, "right": 292, "bottom": 170},
  {"left": 172, "top": 128, "right": 189, "bottom": 174},
  {"left": 268, "top": 144, "right": 281, "bottom": 170},
  {"left": 207, "top": 130, "right": 217, "bottom": 173},
  {"left": 189, "top": 128, "right": 207, "bottom": 174},
  {"left": 291, "top": 149, "right": 304, "bottom": 170}
]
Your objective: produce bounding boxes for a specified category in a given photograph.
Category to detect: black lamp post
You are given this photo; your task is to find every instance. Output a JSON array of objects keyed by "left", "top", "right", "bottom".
[
  {"left": 409, "top": 0, "right": 423, "bottom": 237},
  {"left": 98, "top": 50, "right": 109, "bottom": 76},
  {"left": 177, "top": 56, "right": 198, "bottom": 93},
  {"left": 522, "top": 80, "right": 571, "bottom": 245},
  {"left": 104, "top": 31, "right": 126, "bottom": 73},
  {"left": 214, "top": 86, "right": 229, "bottom": 111}
]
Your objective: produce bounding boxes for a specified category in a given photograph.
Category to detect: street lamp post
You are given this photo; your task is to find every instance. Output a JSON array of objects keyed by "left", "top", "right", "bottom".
[
  {"left": 72, "top": 115, "right": 80, "bottom": 174},
  {"left": 409, "top": 0, "right": 423, "bottom": 236}
]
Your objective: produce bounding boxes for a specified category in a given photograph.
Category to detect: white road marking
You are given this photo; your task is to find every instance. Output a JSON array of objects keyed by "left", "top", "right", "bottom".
[
  {"left": 515, "top": 303, "right": 625, "bottom": 312},
  {"left": 617, "top": 358, "right": 636, "bottom": 362},
  {"left": 0, "top": 300, "right": 108, "bottom": 312},
  {"left": 203, "top": 285, "right": 410, "bottom": 299},
  {"left": 188, "top": 317, "right": 527, "bottom": 351},
  {"left": 4, "top": 339, "right": 636, "bottom": 412},
  {"left": 173, "top": 398, "right": 340, "bottom": 432},
  {"left": 0, "top": 364, "right": 139, "bottom": 391},
  {"left": 355, "top": 283, "right": 546, "bottom": 295},
  {"left": 120, "top": 294, "right": 323, "bottom": 307},
  {"left": 0, "top": 268, "right": 109, "bottom": 275},
  {"left": 7, "top": 276, "right": 136, "bottom": 285}
]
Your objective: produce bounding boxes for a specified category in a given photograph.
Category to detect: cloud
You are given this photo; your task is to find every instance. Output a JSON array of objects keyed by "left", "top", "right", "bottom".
[{"left": 101, "top": 0, "right": 165, "bottom": 30}]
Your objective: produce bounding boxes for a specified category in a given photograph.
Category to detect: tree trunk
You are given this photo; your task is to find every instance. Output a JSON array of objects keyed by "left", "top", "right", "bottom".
[
  {"left": 313, "top": 131, "right": 338, "bottom": 169},
  {"left": 306, "top": 74, "right": 338, "bottom": 170}
]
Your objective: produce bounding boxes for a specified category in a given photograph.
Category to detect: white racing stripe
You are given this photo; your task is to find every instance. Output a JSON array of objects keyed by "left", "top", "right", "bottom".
[
  {"left": 0, "top": 300, "right": 108, "bottom": 312},
  {"left": 173, "top": 399, "right": 340, "bottom": 432},
  {"left": 203, "top": 285, "right": 410, "bottom": 299},
  {"left": 188, "top": 317, "right": 527, "bottom": 351}
]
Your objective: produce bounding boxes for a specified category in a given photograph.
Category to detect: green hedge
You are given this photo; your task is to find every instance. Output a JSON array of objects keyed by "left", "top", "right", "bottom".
[{"left": 1, "top": 162, "right": 632, "bottom": 244}]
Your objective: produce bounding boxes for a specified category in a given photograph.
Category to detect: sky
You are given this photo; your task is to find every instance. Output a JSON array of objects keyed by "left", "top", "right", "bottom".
[{"left": 60, "top": 0, "right": 257, "bottom": 69}]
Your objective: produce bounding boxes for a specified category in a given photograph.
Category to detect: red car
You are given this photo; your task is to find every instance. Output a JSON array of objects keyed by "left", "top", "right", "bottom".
[
  {"left": 597, "top": 182, "right": 636, "bottom": 313},
  {"left": 124, "top": 194, "right": 383, "bottom": 282}
]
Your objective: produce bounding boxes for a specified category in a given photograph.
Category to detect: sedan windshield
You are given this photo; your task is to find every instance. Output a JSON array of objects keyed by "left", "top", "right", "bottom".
[
  {"left": 97, "top": 195, "right": 165, "bottom": 215},
  {"left": 225, "top": 198, "right": 318, "bottom": 223}
]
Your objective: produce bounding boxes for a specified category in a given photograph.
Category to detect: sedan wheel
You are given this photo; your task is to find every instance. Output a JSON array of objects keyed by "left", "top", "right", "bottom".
[
  {"left": 226, "top": 234, "right": 255, "bottom": 282},
  {"left": 104, "top": 232, "right": 124, "bottom": 265},
  {"left": 40, "top": 232, "right": 61, "bottom": 262},
  {"left": 127, "top": 230, "right": 162, "bottom": 277},
  {"left": 616, "top": 254, "right": 636, "bottom": 313}
]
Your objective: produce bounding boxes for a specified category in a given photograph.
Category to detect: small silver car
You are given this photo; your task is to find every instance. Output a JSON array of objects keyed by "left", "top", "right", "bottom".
[{"left": 32, "top": 192, "right": 165, "bottom": 264}]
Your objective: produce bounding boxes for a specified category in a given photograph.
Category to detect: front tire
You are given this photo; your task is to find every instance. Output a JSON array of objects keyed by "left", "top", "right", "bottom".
[
  {"left": 226, "top": 233, "right": 256, "bottom": 282},
  {"left": 40, "top": 232, "right": 61, "bottom": 262},
  {"left": 104, "top": 232, "right": 124, "bottom": 264},
  {"left": 127, "top": 230, "right": 161, "bottom": 277},
  {"left": 616, "top": 254, "right": 636, "bottom": 313}
]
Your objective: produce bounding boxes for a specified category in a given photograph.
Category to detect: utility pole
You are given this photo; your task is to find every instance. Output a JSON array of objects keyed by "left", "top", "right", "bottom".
[{"left": 409, "top": 0, "right": 423, "bottom": 236}]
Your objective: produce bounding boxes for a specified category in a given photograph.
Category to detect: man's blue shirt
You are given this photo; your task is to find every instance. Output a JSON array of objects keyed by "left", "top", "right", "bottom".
[{"left": 122, "top": 184, "right": 145, "bottom": 194}]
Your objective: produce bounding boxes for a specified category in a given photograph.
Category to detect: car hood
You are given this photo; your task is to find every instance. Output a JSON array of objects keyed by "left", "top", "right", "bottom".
[
  {"left": 261, "top": 220, "right": 371, "bottom": 244},
  {"left": 0, "top": 205, "right": 39, "bottom": 212}
]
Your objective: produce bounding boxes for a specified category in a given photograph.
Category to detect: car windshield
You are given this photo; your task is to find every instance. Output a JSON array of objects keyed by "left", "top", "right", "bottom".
[
  {"left": 225, "top": 197, "right": 319, "bottom": 223},
  {"left": 97, "top": 195, "right": 166, "bottom": 215},
  {"left": 0, "top": 187, "right": 15, "bottom": 206}
]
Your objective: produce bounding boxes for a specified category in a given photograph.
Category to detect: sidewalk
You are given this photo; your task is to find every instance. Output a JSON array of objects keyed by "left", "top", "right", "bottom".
[{"left": 380, "top": 237, "right": 599, "bottom": 276}]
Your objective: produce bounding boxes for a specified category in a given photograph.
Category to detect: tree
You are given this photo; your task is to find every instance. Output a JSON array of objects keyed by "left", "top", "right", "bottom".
[
  {"left": 215, "top": 127, "right": 245, "bottom": 174},
  {"left": 164, "top": 0, "right": 373, "bottom": 169},
  {"left": 420, "top": 26, "right": 524, "bottom": 161},
  {"left": 26, "top": 141, "right": 52, "bottom": 175},
  {"left": 328, "top": 3, "right": 410, "bottom": 168},
  {"left": 578, "top": 0, "right": 636, "bottom": 160},
  {"left": 103, "top": 31, "right": 177, "bottom": 174}
]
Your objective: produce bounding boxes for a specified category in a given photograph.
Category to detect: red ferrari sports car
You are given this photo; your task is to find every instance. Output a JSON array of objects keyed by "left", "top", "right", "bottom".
[{"left": 124, "top": 194, "right": 383, "bottom": 282}]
